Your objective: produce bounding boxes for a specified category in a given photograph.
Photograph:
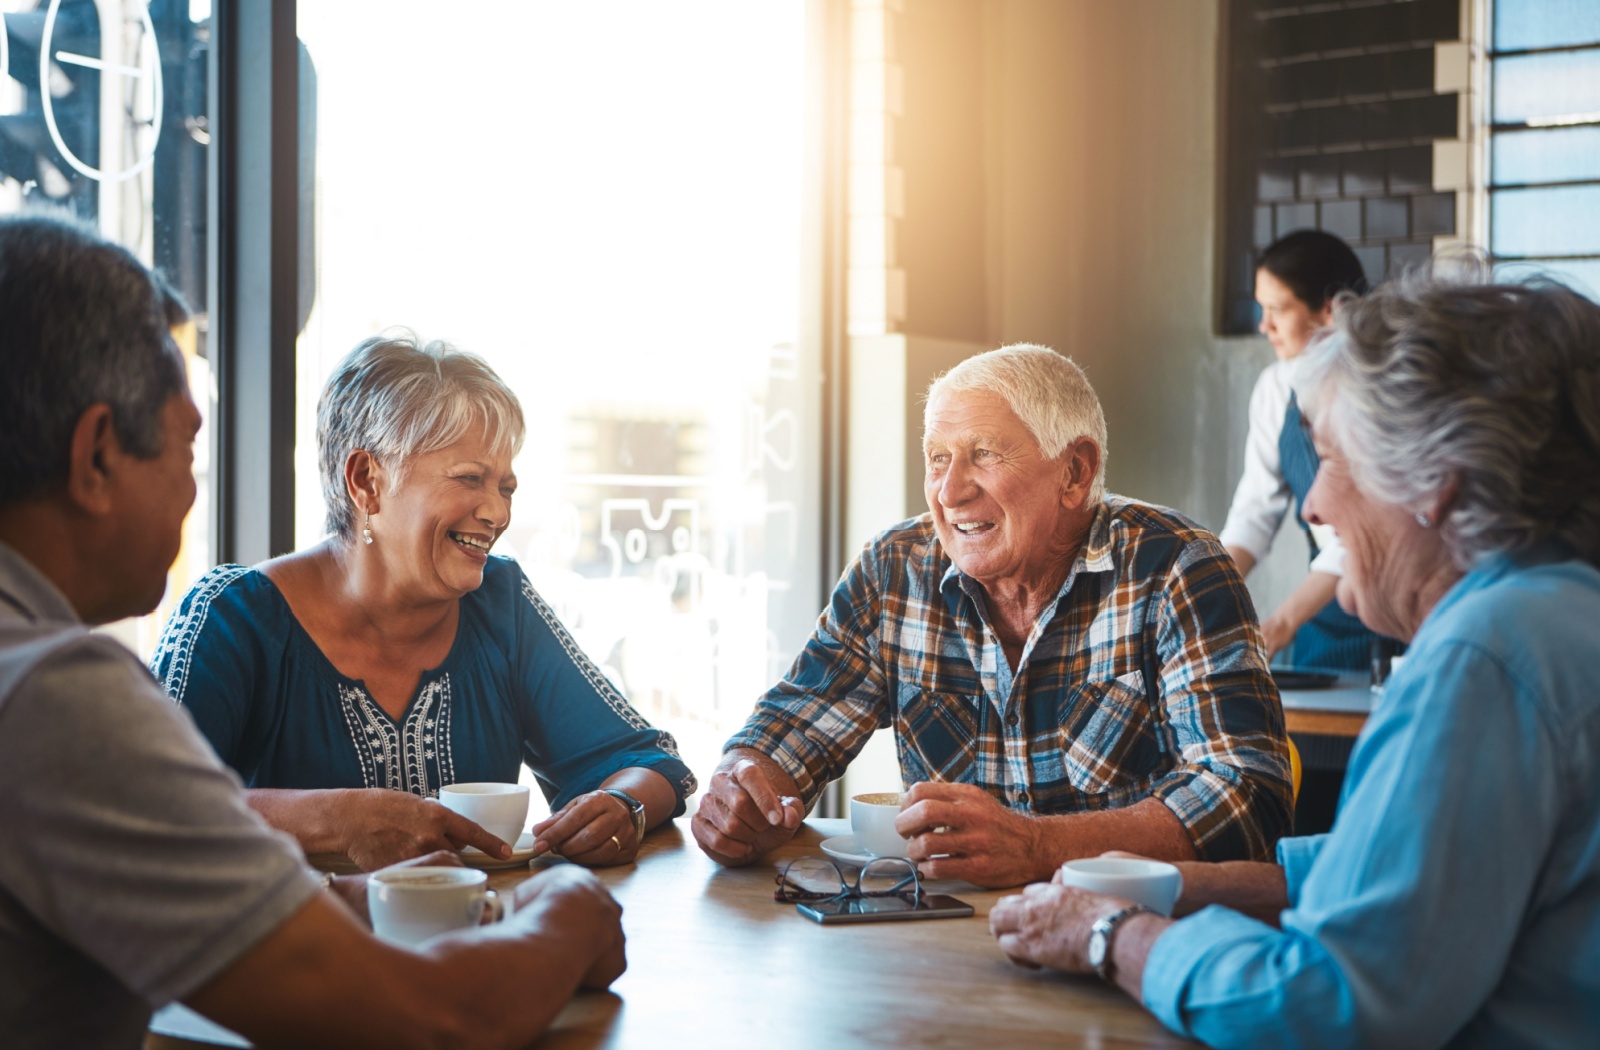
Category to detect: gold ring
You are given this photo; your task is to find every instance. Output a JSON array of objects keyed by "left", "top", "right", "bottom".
[{"left": 610, "top": 834, "right": 622, "bottom": 851}]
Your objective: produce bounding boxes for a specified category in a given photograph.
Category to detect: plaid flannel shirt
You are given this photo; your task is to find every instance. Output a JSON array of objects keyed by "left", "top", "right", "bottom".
[{"left": 727, "top": 496, "right": 1293, "bottom": 862}]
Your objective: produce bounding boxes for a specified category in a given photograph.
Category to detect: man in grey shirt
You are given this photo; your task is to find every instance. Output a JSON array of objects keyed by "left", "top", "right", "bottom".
[{"left": 0, "top": 214, "right": 627, "bottom": 1048}]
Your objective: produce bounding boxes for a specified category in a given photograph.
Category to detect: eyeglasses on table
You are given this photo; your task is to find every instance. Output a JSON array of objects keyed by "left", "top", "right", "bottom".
[{"left": 773, "top": 856, "right": 922, "bottom": 906}]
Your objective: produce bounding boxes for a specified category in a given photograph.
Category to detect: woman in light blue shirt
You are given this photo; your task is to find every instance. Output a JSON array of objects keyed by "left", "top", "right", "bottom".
[{"left": 990, "top": 271, "right": 1600, "bottom": 1049}]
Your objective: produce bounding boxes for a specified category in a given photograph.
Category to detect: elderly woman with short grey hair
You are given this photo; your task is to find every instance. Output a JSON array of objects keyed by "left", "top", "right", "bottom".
[
  {"left": 153, "top": 333, "right": 695, "bottom": 870},
  {"left": 991, "top": 272, "right": 1600, "bottom": 1047}
]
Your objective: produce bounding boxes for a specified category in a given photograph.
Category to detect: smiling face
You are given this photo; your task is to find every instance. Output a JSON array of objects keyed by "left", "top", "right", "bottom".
[
  {"left": 1256, "top": 269, "right": 1333, "bottom": 361},
  {"left": 1300, "top": 399, "right": 1452, "bottom": 641},
  {"left": 922, "top": 388, "right": 1092, "bottom": 597},
  {"left": 366, "top": 429, "right": 517, "bottom": 601}
]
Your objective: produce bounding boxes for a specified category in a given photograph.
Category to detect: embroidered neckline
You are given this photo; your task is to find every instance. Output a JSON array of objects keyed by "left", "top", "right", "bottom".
[{"left": 336, "top": 675, "right": 457, "bottom": 796}]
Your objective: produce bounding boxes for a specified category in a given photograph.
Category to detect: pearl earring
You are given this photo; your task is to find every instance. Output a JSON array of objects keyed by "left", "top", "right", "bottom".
[
  {"left": 363, "top": 512, "right": 374, "bottom": 545},
  {"left": 1415, "top": 512, "right": 1432, "bottom": 528}
]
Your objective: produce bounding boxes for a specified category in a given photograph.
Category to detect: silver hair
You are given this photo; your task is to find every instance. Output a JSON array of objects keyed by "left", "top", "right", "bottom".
[
  {"left": 317, "top": 330, "right": 526, "bottom": 542},
  {"left": 1296, "top": 265, "right": 1600, "bottom": 569},
  {"left": 925, "top": 343, "right": 1109, "bottom": 501}
]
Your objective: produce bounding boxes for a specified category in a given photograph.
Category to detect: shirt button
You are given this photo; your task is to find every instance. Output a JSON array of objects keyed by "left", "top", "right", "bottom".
[
  {"left": 1006, "top": 712, "right": 1020, "bottom": 727},
  {"left": 1017, "top": 790, "right": 1029, "bottom": 805}
]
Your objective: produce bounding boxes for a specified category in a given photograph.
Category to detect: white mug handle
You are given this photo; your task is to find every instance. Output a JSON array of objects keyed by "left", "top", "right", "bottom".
[{"left": 479, "top": 889, "right": 506, "bottom": 925}]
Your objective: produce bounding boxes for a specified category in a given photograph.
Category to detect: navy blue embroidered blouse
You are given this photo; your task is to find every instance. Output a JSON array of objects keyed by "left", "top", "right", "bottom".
[{"left": 150, "top": 556, "right": 696, "bottom": 814}]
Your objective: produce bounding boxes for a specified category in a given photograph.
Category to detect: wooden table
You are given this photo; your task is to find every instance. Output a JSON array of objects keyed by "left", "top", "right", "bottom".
[
  {"left": 153, "top": 819, "right": 1194, "bottom": 1049},
  {"left": 1279, "top": 674, "right": 1375, "bottom": 739}
]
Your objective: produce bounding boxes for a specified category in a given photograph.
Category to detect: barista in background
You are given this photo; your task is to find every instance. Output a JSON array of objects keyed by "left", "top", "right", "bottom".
[{"left": 1219, "top": 230, "right": 1384, "bottom": 670}]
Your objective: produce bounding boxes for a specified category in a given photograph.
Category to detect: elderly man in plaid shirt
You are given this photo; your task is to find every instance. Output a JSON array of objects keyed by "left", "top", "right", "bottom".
[{"left": 692, "top": 344, "right": 1293, "bottom": 888}]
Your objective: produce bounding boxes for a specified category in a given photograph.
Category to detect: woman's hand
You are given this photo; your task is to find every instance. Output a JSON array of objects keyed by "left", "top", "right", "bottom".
[
  {"left": 532, "top": 790, "right": 641, "bottom": 866},
  {"left": 990, "top": 882, "right": 1121, "bottom": 973},
  {"left": 1262, "top": 570, "right": 1343, "bottom": 659},
  {"left": 337, "top": 789, "right": 511, "bottom": 871},
  {"left": 991, "top": 879, "right": 1173, "bottom": 998},
  {"left": 1260, "top": 612, "right": 1297, "bottom": 659}
]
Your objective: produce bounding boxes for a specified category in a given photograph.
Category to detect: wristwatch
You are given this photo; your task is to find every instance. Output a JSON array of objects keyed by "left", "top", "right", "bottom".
[
  {"left": 602, "top": 788, "right": 647, "bottom": 844},
  {"left": 1087, "top": 904, "right": 1156, "bottom": 982}
]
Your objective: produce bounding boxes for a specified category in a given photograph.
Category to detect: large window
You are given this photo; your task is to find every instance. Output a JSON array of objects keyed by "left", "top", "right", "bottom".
[
  {"left": 1487, "top": 0, "right": 1600, "bottom": 298},
  {"left": 294, "top": 1, "right": 820, "bottom": 810},
  {"left": 0, "top": 0, "right": 211, "bottom": 656}
]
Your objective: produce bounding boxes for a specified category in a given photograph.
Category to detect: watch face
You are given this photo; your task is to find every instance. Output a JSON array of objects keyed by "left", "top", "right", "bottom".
[{"left": 1088, "top": 930, "right": 1108, "bottom": 969}]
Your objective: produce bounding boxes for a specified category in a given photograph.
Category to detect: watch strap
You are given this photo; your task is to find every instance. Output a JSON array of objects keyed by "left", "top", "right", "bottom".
[
  {"left": 602, "top": 788, "right": 647, "bottom": 842},
  {"left": 1090, "top": 903, "right": 1156, "bottom": 982}
]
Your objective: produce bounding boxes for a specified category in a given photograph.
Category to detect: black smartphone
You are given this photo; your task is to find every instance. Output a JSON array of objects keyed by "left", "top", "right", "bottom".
[{"left": 796, "top": 893, "right": 974, "bottom": 924}]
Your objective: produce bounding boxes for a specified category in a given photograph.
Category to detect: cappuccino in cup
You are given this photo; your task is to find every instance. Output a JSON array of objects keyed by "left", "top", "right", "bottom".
[
  {"left": 367, "top": 866, "right": 506, "bottom": 947},
  {"left": 850, "top": 791, "right": 909, "bottom": 858}
]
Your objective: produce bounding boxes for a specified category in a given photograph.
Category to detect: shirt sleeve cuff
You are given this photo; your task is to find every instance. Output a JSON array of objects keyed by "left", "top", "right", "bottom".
[
  {"left": 722, "top": 730, "right": 822, "bottom": 805},
  {"left": 153, "top": 866, "right": 322, "bottom": 1007},
  {"left": 1142, "top": 905, "right": 1282, "bottom": 1038},
  {"left": 1149, "top": 766, "right": 1285, "bottom": 863},
  {"left": 1275, "top": 834, "right": 1326, "bottom": 907},
  {"left": 626, "top": 755, "right": 699, "bottom": 817}
]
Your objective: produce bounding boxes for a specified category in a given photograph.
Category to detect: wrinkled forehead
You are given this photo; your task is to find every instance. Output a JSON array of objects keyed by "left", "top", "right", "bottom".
[{"left": 923, "top": 388, "right": 1032, "bottom": 444}]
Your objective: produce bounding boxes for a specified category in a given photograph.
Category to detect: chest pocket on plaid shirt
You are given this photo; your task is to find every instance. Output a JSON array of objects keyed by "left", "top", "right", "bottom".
[
  {"left": 1059, "top": 671, "right": 1160, "bottom": 794},
  {"left": 894, "top": 685, "right": 978, "bottom": 785}
]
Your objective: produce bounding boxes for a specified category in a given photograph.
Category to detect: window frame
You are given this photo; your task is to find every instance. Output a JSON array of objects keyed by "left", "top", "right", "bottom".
[
  {"left": 1480, "top": 0, "right": 1600, "bottom": 287},
  {"left": 208, "top": 0, "right": 302, "bottom": 565}
]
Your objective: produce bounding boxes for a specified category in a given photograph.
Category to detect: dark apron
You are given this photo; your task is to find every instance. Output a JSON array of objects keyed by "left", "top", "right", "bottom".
[{"left": 1278, "top": 391, "right": 1376, "bottom": 670}]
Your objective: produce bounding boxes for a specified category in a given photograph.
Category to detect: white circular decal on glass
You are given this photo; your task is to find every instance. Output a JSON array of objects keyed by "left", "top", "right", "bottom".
[{"left": 40, "top": 0, "right": 164, "bottom": 183}]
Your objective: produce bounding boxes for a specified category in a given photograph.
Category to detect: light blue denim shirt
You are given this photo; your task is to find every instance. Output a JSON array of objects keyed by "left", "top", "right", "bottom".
[{"left": 1141, "top": 550, "right": 1600, "bottom": 1049}]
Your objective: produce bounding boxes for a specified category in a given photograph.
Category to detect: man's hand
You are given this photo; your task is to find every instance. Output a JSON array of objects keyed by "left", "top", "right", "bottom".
[
  {"left": 690, "top": 755, "right": 803, "bottom": 865},
  {"left": 989, "top": 882, "right": 1125, "bottom": 973},
  {"left": 895, "top": 782, "right": 1053, "bottom": 888},
  {"left": 512, "top": 866, "right": 626, "bottom": 990},
  {"left": 531, "top": 790, "right": 642, "bottom": 867},
  {"left": 340, "top": 789, "right": 511, "bottom": 871}
]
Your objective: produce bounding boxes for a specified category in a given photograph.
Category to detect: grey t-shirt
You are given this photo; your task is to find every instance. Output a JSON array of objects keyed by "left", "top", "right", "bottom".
[{"left": 0, "top": 544, "right": 318, "bottom": 1049}]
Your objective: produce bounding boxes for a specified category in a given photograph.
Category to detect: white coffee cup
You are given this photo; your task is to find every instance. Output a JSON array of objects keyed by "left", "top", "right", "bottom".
[
  {"left": 367, "top": 866, "right": 506, "bottom": 947},
  {"left": 437, "top": 782, "right": 530, "bottom": 844},
  {"left": 1057, "top": 857, "right": 1184, "bottom": 916},
  {"left": 850, "top": 791, "right": 909, "bottom": 858}
]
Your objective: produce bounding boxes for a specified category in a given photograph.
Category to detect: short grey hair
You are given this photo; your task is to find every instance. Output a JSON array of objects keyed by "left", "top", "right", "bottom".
[
  {"left": 1297, "top": 267, "right": 1600, "bottom": 569},
  {"left": 0, "top": 214, "right": 188, "bottom": 506},
  {"left": 317, "top": 331, "right": 526, "bottom": 542},
  {"left": 925, "top": 343, "right": 1109, "bottom": 501}
]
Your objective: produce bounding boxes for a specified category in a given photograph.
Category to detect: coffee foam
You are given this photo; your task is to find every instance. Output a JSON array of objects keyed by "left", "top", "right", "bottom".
[
  {"left": 440, "top": 782, "right": 523, "bottom": 796},
  {"left": 376, "top": 870, "right": 475, "bottom": 886},
  {"left": 853, "top": 792, "right": 902, "bottom": 805}
]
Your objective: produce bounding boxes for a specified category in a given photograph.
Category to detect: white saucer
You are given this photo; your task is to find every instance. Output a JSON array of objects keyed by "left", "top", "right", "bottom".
[
  {"left": 460, "top": 831, "right": 539, "bottom": 869},
  {"left": 819, "top": 834, "right": 908, "bottom": 867}
]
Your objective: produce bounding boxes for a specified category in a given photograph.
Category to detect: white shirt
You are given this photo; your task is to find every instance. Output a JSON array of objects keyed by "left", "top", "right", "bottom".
[{"left": 1217, "top": 358, "right": 1345, "bottom": 576}]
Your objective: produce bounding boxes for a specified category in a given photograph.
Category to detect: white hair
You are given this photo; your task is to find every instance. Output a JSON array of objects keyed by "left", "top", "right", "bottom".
[
  {"left": 1296, "top": 267, "right": 1600, "bottom": 569},
  {"left": 316, "top": 330, "right": 525, "bottom": 542},
  {"left": 925, "top": 343, "right": 1108, "bottom": 501}
]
